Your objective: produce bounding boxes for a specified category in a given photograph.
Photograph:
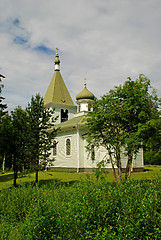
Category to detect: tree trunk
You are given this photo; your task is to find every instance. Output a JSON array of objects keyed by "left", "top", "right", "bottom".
[
  {"left": 35, "top": 157, "right": 39, "bottom": 183},
  {"left": 109, "top": 152, "right": 117, "bottom": 182},
  {"left": 13, "top": 169, "right": 18, "bottom": 187},
  {"left": 125, "top": 152, "right": 133, "bottom": 180},
  {"left": 118, "top": 162, "right": 122, "bottom": 184},
  {"left": 116, "top": 154, "right": 122, "bottom": 183},
  {"left": 13, "top": 155, "right": 18, "bottom": 187},
  {"left": 2, "top": 154, "right": 5, "bottom": 174}
]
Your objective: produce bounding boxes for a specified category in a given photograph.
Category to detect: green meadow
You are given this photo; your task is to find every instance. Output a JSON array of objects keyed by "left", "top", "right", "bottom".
[{"left": 0, "top": 166, "right": 161, "bottom": 239}]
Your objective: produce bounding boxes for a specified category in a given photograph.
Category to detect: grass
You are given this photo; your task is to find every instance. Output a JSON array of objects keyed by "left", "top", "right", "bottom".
[
  {"left": 0, "top": 165, "right": 161, "bottom": 190},
  {"left": 0, "top": 174, "right": 160, "bottom": 239},
  {"left": 0, "top": 166, "right": 161, "bottom": 239}
]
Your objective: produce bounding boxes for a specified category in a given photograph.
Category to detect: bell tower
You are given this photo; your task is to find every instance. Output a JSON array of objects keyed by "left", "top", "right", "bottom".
[{"left": 44, "top": 48, "right": 77, "bottom": 124}]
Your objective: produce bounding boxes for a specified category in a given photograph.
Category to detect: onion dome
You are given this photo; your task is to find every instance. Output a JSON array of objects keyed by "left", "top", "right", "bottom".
[
  {"left": 76, "top": 78, "right": 95, "bottom": 101},
  {"left": 54, "top": 48, "right": 60, "bottom": 70}
]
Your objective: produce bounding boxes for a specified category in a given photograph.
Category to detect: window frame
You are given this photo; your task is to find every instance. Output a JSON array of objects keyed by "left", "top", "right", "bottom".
[{"left": 65, "top": 137, "right": 71, "bottom": 157}]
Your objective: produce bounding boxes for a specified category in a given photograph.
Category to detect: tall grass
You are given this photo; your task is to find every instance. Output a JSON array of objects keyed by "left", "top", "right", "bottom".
[{"left": 0, "top": 176, "right": 161, "bottom": 239}]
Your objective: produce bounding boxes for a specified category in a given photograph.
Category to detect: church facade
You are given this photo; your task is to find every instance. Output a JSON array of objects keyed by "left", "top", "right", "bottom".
[{"left": 44, "top": 49, "right": 144, "bottom": 172}]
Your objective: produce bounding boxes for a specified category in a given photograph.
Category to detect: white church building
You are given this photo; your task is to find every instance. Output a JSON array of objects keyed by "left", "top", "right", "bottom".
[{"left": 44, "top": 49, "right": 144, "bottom": 172}]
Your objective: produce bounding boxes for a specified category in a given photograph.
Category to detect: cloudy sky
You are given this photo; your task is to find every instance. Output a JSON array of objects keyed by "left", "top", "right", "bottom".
[{"left": 0, "top": 0, "right": 161, "bottom": 112}]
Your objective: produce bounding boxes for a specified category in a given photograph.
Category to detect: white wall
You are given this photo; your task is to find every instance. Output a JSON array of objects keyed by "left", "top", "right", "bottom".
[
  {"left": 50, "top": 128, "right": 144, "bottom": 170},
  {"left": 50, "top": 105, "right": 77, "bottom": 124}
]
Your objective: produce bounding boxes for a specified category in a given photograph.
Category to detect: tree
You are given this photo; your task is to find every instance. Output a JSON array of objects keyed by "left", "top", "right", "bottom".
[
  {"left": 0, "top": 114, "right": 12, "bottom": 173},
  {"left": 87, "top": 92, "right": 124, "bottom": 183},
  {"left": 26, "top": 93, "right": 57, "bottom": 183},
  {"left": 11, "top": 106, "right": 30, "bottom": 186},
  {"left": 116, "top": 75, "right": 160, "bottom": 178},
  {"left": 87, "top": 75, "right": 160, "bottom": 182}
]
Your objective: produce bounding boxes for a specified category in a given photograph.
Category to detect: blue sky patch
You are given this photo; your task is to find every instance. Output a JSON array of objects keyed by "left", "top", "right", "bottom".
[
  {"left": 13, "top": 18, "right": 20, "bottom": 27},
  {"left": 34, "top": 44, "right": 55, "bottom": 55},
  {"left": 13, "top": 36, "right": 28, "bottom": 45}
]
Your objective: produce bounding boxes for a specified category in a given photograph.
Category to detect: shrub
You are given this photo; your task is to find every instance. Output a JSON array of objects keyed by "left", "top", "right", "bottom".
[{"left": 0, "top": 178, "right": 161, "bottom": 239}]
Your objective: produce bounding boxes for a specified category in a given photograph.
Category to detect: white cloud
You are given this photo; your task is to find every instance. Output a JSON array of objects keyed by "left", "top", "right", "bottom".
[{"left": 0, "top": 0, "right": 161, "bottom": 112}]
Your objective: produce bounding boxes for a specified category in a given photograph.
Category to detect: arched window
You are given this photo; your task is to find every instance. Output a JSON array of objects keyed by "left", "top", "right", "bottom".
[
  {"left": 53, "top": 140, "right": 57, "bottom": 156},
  {"left": 66, "top": 138, "right": 71, "bottom": 156}
]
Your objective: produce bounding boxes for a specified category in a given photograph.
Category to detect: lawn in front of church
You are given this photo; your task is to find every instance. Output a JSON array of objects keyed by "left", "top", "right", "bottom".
[{"left": 0, "top": 165, "right": 161, "bottom": 190}]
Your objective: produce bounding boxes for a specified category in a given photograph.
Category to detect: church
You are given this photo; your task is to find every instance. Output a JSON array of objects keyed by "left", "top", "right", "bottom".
[{"left": 44, "top": 49, "right": 144, "bottom": 172}]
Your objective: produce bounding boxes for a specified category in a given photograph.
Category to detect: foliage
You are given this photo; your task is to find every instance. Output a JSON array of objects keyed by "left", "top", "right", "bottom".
[
  {"left": 0, "top": 93, "right": 58, "bottom": 185},
  {"left": 87, "top": 75, "right": 161, "bottom": 182},
  {"left": 0, "top": 177, "right": 160, "bottom": 239},
  {"left": 87, "top": 88, "right": 123, "bottom": 182},
  {"left": 0, "top": 114, "right": 13, "bottom": 171},
  {"left": 11, "top": 106, "right": 30, "bottom": 186},
  {"left": 26, "top": 93, "right": 58, "bottom": 183},
  {"left": 144, "top": 117, "right": 161, "bottom": 165}
]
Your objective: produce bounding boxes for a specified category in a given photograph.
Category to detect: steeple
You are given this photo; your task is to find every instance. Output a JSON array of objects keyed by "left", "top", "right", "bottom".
[{"left": 44, "top": 49, "right": 75, "bottom": 106}]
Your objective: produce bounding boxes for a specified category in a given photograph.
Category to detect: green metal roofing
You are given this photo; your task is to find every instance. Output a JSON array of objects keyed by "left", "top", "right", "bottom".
[
  {"left": 76, "top": 85, "right": 95, "bottom": 101},
  {"left": 44, "top": 71, "right": 74, "bottom": 106},
  {"left": 56, "top": 115, "right": 88, "bottom": 131}
]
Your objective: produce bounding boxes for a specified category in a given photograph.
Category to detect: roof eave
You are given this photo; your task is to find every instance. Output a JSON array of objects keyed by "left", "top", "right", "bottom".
[{"left": 58, "top": 124, "right": 87, "bottom": 132}]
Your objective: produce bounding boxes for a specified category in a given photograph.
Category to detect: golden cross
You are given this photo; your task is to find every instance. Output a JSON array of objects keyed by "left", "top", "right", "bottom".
[
  {"left": 84, "top": 77, "right": 87, "bottom": 88},
  {"left": 56, "top": 48, "right": 59, "bottom": 56}
]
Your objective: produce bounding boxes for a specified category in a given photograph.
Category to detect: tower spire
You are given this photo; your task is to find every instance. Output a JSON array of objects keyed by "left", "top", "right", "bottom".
[
  {"left": 84, "top": 77, "right": 87, "bottom": 88},
  {"left": 56, "top": 47, "right": 59, "bottom": 56},
  {"left": 54, "top": 48, "right": 60, "bottom": 71}
]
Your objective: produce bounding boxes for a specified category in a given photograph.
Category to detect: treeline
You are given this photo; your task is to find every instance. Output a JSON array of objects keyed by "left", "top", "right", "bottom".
[{"left": 0, "top": 93, "right": 57, "bottom": 186}]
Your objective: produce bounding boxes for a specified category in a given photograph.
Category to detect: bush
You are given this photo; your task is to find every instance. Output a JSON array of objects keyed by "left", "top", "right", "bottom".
[{"left": 0, "top": 178, "right": 161, "bottom": 239}]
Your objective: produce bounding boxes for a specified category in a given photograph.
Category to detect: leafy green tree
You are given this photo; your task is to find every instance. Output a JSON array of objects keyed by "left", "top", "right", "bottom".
[
  {"left": 87, "top": 75, "right": 160, "bottom": 182},
  {"left": 121, "top": 74, "right": 160, "bottom": 177},
  {"left": 11, "top": 106, "right": 30, "bottom": 186},
  {"left": 0, "top": 114, "right": 12, "bottom": 173},
  {"left": 26, "top": 93, "right": 57, "bottom": 183},
  {"left": 113, "top": 75, "right": 160, "bottom": 178},
  {"left": 87, "top": 92, "right": 123, "bottom": 183}
]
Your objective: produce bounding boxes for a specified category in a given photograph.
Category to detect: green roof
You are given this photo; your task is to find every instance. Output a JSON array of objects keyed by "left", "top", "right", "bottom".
[
  {"left": 56, "top": 115, "right": 88, "bottom": 131},
  {"left": 76, "top": 85, "right": 95, "bottom": 101},
  {"left": 44, "top": 71, "right": 74, "bottom": 106}
]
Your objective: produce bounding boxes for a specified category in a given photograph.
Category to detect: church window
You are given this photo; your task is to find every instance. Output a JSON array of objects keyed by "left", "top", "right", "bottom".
[
  {"left": 78, "top": 104, "right": 81, "bottom": 112},
  {"left": 66, "top": 138, "right": 71, "bottom": 156},
  {"left": 61, "top": 109, "right": 68, "bottom": 122},
  {"left": 53, "top": 140, "right": 57, "bottom": 156}
]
